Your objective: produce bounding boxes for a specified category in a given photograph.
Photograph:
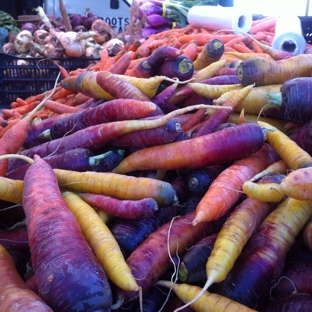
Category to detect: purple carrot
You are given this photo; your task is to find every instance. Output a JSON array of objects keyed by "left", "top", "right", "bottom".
[
  {"left": 23, "top": 114, "right": 70, "bottom": 149},
  {"left": 8, "top": 110, "right": 181, "bottom": 171},
  {"left": 6, "top": 148, "right": 109, "bottom": 180},
  {"left": 152, "top": 81, "right": 179, "bottom": 107},
  {"left": 92, "top": 148, "right": 125, "bottom": 172},
  {"left": 146, "top": 14, "right": 176, "bottom": 28},
  {"left": 289, "top": 120, "right": 312, "bottom": 155},
  {"left": 110, "top": 205, "right": 179, "bottom": 259},
  {"left": 77, "top": 193, "right": 158, "bottom": 219},
  {"left": 112, "top": 122, "right": 267, "bottom": 174},
  {"left": 129, "top": 45, "right": 182, "bottom": 78},
  {"left": 40, "top": 99, "right": 157, "bottom": 140},
  {"left": 145, "top": 45, "right": 182, "bottom": 69},
  {"left": 260, "top": 293, "right": 312, "bottom": 312},
  {"left": 96, "top": 70, "right": 152, "bottom": 100},
  {"left": 179, "top": 233, "right": 218, "bottom": 283},
  {"left": 157, "top": 55, "right": 194, "bottom": 81},
  {"left": 109, "top": 117, "right": 182, "bottom": 148},
  {"left": 22, "top": 155, "right": 113, "bottom": 311},
  {"left": 270, "top": 260, "right": 312, "bottom": 298},
  {"left": 185, "top": 165, "right": 226, "bottom": 194},
  {"left": 119, "top": 209, "right": 225, "bottom": 301},
  {"left": 264, "top": 77, "right": 312, "bottom": 123},
  {"left": 0, "top": 227, "right": 29, "bottom": 252}
]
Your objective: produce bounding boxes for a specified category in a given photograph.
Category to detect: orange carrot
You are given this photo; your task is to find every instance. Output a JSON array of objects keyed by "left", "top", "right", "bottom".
[
  {"left": 180, "top": 41, "right": 199, "bottom": 61},
  {"left": 0, "top": 74, "right": 60, "bottom": 176},
  {"left": 98, "top": 48, "right": 109, "bottom": 71},
  {"left": 51, "top": 87, "right": 74, "bottom": 101},
  {"left": 0, "top": 118, "right": 21, "bottom": 139},
  {"left": 192, "top": 143, "right": 280, "bottom": 225},
  {"left": 43, "top": 99, "right": 84, "bottom": 114},
  {"left": 250, "top": 16, "right": 277, "bottom": 34}
]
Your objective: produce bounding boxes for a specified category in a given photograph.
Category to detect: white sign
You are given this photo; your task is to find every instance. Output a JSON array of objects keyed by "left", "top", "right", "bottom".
[{"left": 43, "top": 0, "right": 131, "bottom": 32}]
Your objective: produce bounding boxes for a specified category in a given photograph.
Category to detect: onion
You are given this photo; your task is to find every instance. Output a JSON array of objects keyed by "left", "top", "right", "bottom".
[
  {"left": 91, "top": 19, "right": 115, "bottom": 44},
  {"left": 73, "top": 25, "right": 87, "bottom": 32},
  {"left": 2, "top": 42, "right": 16, "bottom": 55},
  {"left": 69, "top": 13, "right": 83, "bottom": 29},
  {"left": 33, "top": 29, "right": 49, "bottom": 45},
  {"left": 21, "top": 22, "right": 37, "bottom": 35},
  {"left": 57, "top": 30, "right": 96, "bottom": 58},
  {"left": 103, "top": 38, "right": 124, "bottom": 56},
  {"left": 14, "top": 30, "right": 33, "bottom": 54}
]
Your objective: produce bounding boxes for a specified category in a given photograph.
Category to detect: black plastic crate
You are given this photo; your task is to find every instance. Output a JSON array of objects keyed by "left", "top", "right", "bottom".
[
  {"left": 300, "top": 16, "right": 312, "bottom": 44},
  {"left": 0, "top": 53, "right": 99, "bottom": 108}
]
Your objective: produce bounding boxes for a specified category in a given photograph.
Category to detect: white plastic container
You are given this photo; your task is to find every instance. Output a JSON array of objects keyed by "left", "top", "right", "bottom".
[
  {"left": 43, "top": 0, "right": 131, "bottom": 33},
  {"left": 272, "top": 15, "right": 306, "bottom": 55},
  {"left": 187, "top": 5, "right": 252, "bottom": 34}
]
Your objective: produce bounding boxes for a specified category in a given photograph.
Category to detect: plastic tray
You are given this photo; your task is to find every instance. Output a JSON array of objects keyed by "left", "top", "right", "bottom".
[{"left": 0, "top": 53, "right": 99, "bottom": 108}]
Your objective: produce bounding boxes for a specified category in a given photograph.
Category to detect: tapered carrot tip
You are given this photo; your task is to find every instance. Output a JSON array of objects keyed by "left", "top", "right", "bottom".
[{"left": 192, "top": 212, "right": 205, "bottom": 226}]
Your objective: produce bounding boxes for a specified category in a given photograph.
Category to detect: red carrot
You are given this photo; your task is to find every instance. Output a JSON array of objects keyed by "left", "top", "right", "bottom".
[
  {"left": 109, "top": 51, "right": 133, "bottom": 74},
  {"left": 0, "top": 244, "right": 53, "bottom": 311},
  {"left": 77, "top": 192, "right": 158, "bottom": 219}
]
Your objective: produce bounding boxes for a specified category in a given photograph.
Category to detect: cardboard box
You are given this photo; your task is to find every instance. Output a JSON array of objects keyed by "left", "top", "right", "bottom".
[{"left": 43, "top": 0, "right": 131, "bottom": 33}]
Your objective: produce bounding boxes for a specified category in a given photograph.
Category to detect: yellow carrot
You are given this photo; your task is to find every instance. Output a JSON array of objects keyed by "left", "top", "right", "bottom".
[
  {"left": 117, "top": 75, "right": 179, "bottom": 99},
  {"left": 54, "top": 169, "right": 177, "bottom": 207},
  {"left": 242, "top": 181, "right": 285, "bottom": 202},
  {"left": 62, "top": 191, "right": 140, "bottom": 293},
  {"left": 213, "top": 84, "right": 282, "bottom": 115},
  {"left": 249, "top": 159, "right": 289, "bottom": 182},
  {"left": 188, "top": 83, "right": 242, "bottom": 99},
  {"left": 0, "top": 177, "right": 23, "bottom": 204},
  {"left": 156, "top": 280, "right": 257, "bottom": 312},
  {"left": 192, "top": 58, "right": 227, "bottom": 81},
  {"left": 224, "top": 113, "right": 287, "bottom": 132},
  {"left": 257, "top": 120, "right": 312, "bottom": 170}
]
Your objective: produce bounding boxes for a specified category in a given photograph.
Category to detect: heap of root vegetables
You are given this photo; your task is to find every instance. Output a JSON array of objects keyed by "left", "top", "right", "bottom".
[{"left": 1, "top": 16, "right": 312, "bottom": 312}]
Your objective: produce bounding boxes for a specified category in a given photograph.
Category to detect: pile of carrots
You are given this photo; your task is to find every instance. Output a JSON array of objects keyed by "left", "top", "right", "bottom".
[{"left": 1, "top": 15, "right": 312, "bottom": 311}]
